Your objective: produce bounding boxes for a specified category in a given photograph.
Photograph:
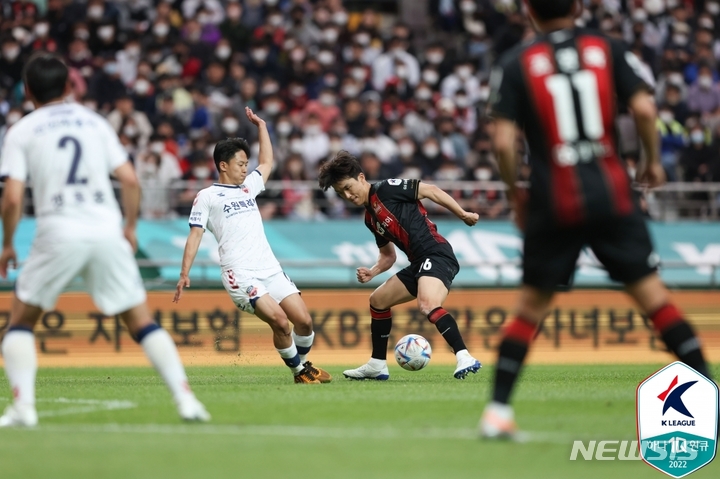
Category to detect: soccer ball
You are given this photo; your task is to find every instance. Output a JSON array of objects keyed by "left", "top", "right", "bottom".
[{"left": 394, "top": 334, "right": 432, "bottom": 371}]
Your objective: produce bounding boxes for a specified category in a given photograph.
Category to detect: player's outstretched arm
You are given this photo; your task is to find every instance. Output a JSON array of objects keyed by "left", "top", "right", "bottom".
[
  {"left": 357, "top": 243, "right": 397, "bottom": 284},
  {"left": 417, "top": 182, "right": 479, "bottom": 226},
  {"left": 245, "top": 107, "right": 273, "bottom": 182},
  {"left": 174, "top": 226, "right": 204, "bottom": 303},
  {"left": 0, "top": 178, "right": 24, "bottom": 278},
  {"left": 630, "top": 90, "right": 666, "bottom": 188},
  {"left": 113, "top": 162, "right": 141, "bottom": 251}
]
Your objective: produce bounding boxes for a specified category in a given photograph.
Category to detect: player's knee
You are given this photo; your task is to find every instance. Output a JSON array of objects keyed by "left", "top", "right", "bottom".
[
  {"left": 417, "top": 300, "right": 440, "bottom": 317},
  {"left": 268, "top": 314, "right": 291, "bottom": 335},
  {"left": 369, "top": 291, "right": 390, "bottom": 311}
]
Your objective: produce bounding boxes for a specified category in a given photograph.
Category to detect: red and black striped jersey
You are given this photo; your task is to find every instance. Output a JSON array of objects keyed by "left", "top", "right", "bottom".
[
  {"left": 364, "top": 179, "right": 450, "bottom": 262},
  {"left": 489, "top": 28, "right": 649, "bottom": 225}
]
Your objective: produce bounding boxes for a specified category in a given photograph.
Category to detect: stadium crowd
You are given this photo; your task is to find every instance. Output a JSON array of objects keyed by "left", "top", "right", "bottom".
[{"left": 0, "top": 0, "right": 719, "bottom": 219}]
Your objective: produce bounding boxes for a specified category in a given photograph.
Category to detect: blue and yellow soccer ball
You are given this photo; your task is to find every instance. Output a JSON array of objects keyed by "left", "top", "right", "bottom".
[{"left": 394, "top": 334, "right": 432, "bottom": 371}]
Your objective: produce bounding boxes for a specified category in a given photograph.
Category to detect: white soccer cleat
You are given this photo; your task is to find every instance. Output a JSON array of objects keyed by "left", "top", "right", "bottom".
[
  {"left": 479, "top": 401, "right": 518, "bottom": 440},
  {"left": 177, "top": 396, "right": 211, "bottom": 422},
  {"left": 0, "top": 403, "right": 38, "bottom": 428},
  {"left": 454, "top": 350, "right": 482, "bottom": 379},
  {"left": 343, "top": 362, "right": 390, "bottom": 381}
]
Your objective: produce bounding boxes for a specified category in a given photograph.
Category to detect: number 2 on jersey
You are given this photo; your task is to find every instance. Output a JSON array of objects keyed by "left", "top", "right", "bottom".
[
  {"left": 59, "top": 136, "right": 87, "bottom": 184},
  {"left": 545, "top": 70, "right": 604, "bottom": 142}
]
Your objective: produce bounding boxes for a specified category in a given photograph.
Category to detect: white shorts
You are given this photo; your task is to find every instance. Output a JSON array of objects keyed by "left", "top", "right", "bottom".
[
  {"left": 16, "top": 237, "right": 147, "bottom": 316},
  {"left": 221, "top": 268, "right": 300, "bottom": 314}
]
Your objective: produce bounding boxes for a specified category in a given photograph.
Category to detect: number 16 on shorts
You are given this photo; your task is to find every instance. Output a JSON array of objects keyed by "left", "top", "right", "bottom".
[{"left": 419, "top": 258, "right": 432, "bottom": 272}]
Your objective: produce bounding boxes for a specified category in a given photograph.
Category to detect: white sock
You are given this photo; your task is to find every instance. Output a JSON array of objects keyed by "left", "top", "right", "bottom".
[
  {"left": 455, "top": 349, "right": 470, "bottom": 360},
  {"left": 140, "top": 328, "right": 194, "bottom": 403},
  {"left": 276, "top": 342, "right": 303, "bottom": 374},
  {"left": 291, "top": 330, "right": 314, "bottom": 363},
  {"left": 2, "top": 330, "right": 37, "bottom": 406},
  {"left": 368, "top": 357, "right": 386, "bottom": 368}
]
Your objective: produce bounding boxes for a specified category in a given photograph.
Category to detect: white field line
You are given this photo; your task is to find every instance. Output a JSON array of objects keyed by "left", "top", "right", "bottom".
[
  {"left": 15, "top": 423, "right": 580, "bottom": 444},
  {"left": 0, "top": 397, "right": 137, "bottom": 417}
]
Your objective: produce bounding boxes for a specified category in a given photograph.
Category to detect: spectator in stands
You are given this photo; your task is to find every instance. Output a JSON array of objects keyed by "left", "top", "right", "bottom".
[
  {"left": 108, "top": 95, "right": 154, "bottom": 150},
  {"left": 687, "top": 63, "right": 720, "bottom": 115},
  {"left": 657, "top": 104, "right": 687, "bottom": 181}
]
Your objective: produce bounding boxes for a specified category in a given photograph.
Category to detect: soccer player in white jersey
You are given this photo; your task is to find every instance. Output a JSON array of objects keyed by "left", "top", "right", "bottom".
[
  {"left": 173, "top": 107, "right": 331, "bottom": 384},
  {"left": 0, "top": 53, "right": 209, "bottom": 427}
]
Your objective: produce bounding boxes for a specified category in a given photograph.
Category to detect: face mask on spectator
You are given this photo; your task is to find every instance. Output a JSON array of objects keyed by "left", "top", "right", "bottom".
[
  {"left": 193, "top": 166, "right": 211, "bottom": 179},
  {"left": 290, "top": 139, "right": 304, "bottom": 153},
  {"left": 601, "top": 19, "right": 615, "bottom": 31},
  {"left": 399, "top": 142, "right": 415, "bottom": 158},
  {"left": 265, "top": 0, "right": 279, "bottom": 6},
  {"left": 333, "top": 11, "right": 349, "bottom": 25},
  {"left": 305, "top": 124, "right": 322, "bottom": 135},
  {"left": 104, "top": 62, "right": 119, "bottom": 75},
  {"left": 222, "top": 118, "right": 239, "bottom": 133},
  {"left": 403, "top": 167, "right": 422, "bottom": 179},
  {"left": 415, "top": 88, "right": 432, "bottom": 101},
  {"left": 478, "top": 86, "right": 491, "bottom": 102},
  {"left": 290, "top": 48, "right": 306, "bottom": 62},
  {"left": 75, "top": 29, "right": 90, "bottom": 40},
  {"left": 320, "top": 94, "right": 336, "bottom": 106},
  {"left": 277, "top": 122, "right": 292, "bottom": 136},
  {"left": 341, "top": 84, "right": 360, "bottom": 98},
  {"left": 216, "top": 45, "right": 232, "bottom": 59},
  {"left": 355, "top": 33, "right": 370, "bottom": 46},
  {"left": 460, "top": 0, "right": 477, "bottom": 13},
  {"left": 691, "top": 130, "right": 705, "bottom": 144},
  {"left": 153, "top": 23, "right": 169, "bottom": 37},
  {"left": 148, "top": 52, "right": 163, "bottom": 64},
  {"left": 261, "top": 82, "right": 279, "bottom": 95},
  {"left": 457, "top": 66, "right": 472, "bottom": 80},
  {"left": 124, "top": 125, "right": 139, "bottom": 138},
  {"left": 6, "top": 112, "right": 22, "bottom": 125},
  {"left": 265, "top": 102, "right": 282, "bottom": 115},
  {"left": 422, "top": 69, "right": 439, "bottom": 85},
  {"left": 98, "top": 26, "right": 115, "bottom": 41},
  {"left": 351, "top": 68, "right": 367, "bottom": 82},
  {"left": 88, "top": 5, "right": 104, "bottom": 19},
  {"left": 396, "top": 65, "right": 409, "bottom": 79},
  {"left": 324, "top": 74, "right": 339, "bottom": 87},
  {"left": 34, "top": 23, "right": 50, "bottom": 37},
  {"left": 318, "top": 50, "right": 335, "bottom": 65},
  {"left": 198, "top": 14, "right": 212, "bottom": 25},
  {"left": 426, "top": 51, "right": 444, "bottom": 65},
  {"left": 12, "top": 27, "right": 29, "bottom": 43},
  {"left": 290, "top": 85, "right": 306, "bottom": 97},
  {"left": 323, "top": 29, "right": 339, "bottom": 43},
  {"left": 150, "top": 142, "right": 165, "bottom": 154},
  {"left": 126, "top": 45, "right": 141, "bottom": 57},
  {"left": 3, "top": 46, "right": 20, "bottom": 61},
  {"left": 455, "top": 95, "right": 470, "bottom": 108},
  {"left": 632, "top": 9, "right": 648, "bottom": 23},
  {"left": 466, "top": 21, "right": 486, "bottom": 37},
  {"left": 474, "top": 168, "right": 492, "bottom": 181},
  {"left": 268, "top": 15, "right": 283, "bottom": 27},
  {"left": 251, "top": 49, "right": 269, "bottom": 62},
  {"left": 708, "top": 2, "right": 720, "bottom": 15},
  {"left": 699, "top": 18, "right": 715, "bottom": 30},
  {"left": 134, "top": 79, "right": 151, "bottom": 95},
  {"left": 659, "top": 111, "right": 674, "bottom": 123},
  {"left": 436, "top": 167, "right": 463, "bottom": 181},
  {"left": 672, "top": 34, "right": 688, "bottom": 46},
  {"left": 643, "top": 0, "right": 665, "bottom": 15},
  {"left": 422, "top": 144, "right": 439, "bottom": 157},
  {"left": 699, "top": 75, "right": 713, "bottom": 89}
]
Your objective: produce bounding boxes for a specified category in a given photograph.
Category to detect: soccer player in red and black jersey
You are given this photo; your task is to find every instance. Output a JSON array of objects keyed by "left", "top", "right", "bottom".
[
  {"left": 318, "top": 151, "right": 482, "bottom": 380},
  {"left": 480, "top": 0, "right": 713, "bottom": 438}
]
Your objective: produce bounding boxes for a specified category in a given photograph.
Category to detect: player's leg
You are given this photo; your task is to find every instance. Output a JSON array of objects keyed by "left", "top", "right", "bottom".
[
  {"left": 591, "top": 214, "right": 712, "bottom": 379},
  {"left": 626, "top": 275, "right": 711, "bottom": 379},
  {"left": 343, "top": 274, "right": 415, "bottom": 380},
  {"left": 0, "top": 297, "right": 42, "bottom": 427},
  {"left": 253, "top": 295, "right": 319, "bottom": 384},
  {"left": 481, "top": 219, "right": 581, "bottom": 439},
  {"left": 278, "top": 291, "right": 332, "bottom": 383},
  {"left": 415, "top": 275, "right": 482, "bottom": 379},
  {"left": 1, "top": 241, "right": 87, "bottom": 427},
  {"left": 88, "top": 238, "right": 209, "bottom": 421}
]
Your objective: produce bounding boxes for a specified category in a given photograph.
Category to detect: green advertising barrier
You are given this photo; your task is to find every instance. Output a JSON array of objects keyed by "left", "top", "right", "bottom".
[{"left": 4, "top": 219, "right": 720, "bottom": 288}]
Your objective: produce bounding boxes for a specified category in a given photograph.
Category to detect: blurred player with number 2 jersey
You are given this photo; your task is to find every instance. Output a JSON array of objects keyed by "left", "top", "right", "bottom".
[
  {"left": 480, "top": 0, "right": 713, "bottom": 439},
  {"left": 0, "top": 54, "right": 209, "bottom": 427},
  {"left": 319, "top": 152, "right": 482, "bottom": 381}
]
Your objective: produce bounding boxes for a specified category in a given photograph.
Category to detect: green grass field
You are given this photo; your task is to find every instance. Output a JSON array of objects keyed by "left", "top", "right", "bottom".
[{"left": 0, "top": 364, "right": 718, "bottom": 479}]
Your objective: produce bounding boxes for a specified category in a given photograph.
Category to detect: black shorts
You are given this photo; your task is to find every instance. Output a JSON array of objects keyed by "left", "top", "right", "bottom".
[
  {"left": 396, "top": 249, "right": 460, "bottom": 297},
  {"left": 523, "top": 212, "right": 658, "bottom": 291}
]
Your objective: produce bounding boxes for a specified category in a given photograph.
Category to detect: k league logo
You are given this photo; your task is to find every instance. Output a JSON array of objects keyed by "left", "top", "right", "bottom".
[{"left": 637, "top": 362, "right": 719, "bottom": 478}]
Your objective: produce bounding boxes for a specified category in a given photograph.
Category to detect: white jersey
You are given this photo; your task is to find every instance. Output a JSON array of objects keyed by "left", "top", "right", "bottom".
[
  {"left": 189, "top": 170, "right": 281, "bottom": 274},
  {"left": 0, "top": 102, "right": 127, "bottom": 243}
]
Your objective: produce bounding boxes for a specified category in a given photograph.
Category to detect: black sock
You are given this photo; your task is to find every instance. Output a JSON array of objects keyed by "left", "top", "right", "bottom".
[
  {"left": 493, "top": 340, "right": 529, "bottom": 404},
  {"left": 428, "top": 308, "right": 467, "bottom": 353},
  {"left": 370, "top": 306, "right": 392, "bottom": 360},
  {"left": 661, "top": 322, "right": 712, "bottom": 380}
]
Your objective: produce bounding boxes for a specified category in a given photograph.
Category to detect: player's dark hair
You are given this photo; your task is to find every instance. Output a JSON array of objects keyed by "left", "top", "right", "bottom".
[
  {"left": 213, "top": 137, "right": 251, "bottom": 171},
  {"left": 318, "top": 150, "right": 364, "bottom": 190},
  {"left": 527, "top": 0, "right": 576, "bottom": 21},
  {"left": 23, "top": 53, "right": 69, "bottom": 104}
]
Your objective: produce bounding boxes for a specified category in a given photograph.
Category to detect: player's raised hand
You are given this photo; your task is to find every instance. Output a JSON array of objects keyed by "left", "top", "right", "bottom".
[
  {"left": 245, "top": 106, "right": 265, "bottom": 127},
  {"left": 356, "top": 267, "right": 373, "bottom": 284},
  {"left": 461, "top": 211, "right": 479, "bottom": 226},
  {"left": 637, "top": 162, "right": 667, "bottom": 189},
  {"left": 0, "top": 246, "right": 17, "bottom": 279},
  {"left": 173, "top": 275, "right": 190, "bottom": 303}
]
